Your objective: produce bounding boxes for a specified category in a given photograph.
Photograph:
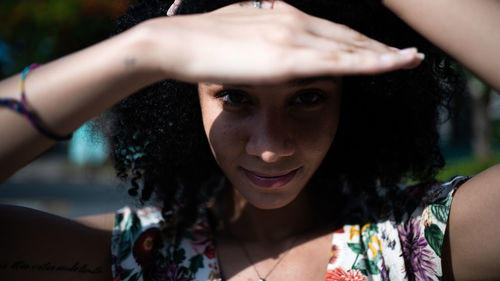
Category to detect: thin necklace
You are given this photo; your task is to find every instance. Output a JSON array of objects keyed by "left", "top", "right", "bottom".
[{"left": 235, "top": 235, "right": 299, "bottom": 281}]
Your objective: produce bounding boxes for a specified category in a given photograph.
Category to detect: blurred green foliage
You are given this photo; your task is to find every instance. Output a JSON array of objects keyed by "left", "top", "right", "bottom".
[
  {"left": 493, "top": 119, "right": 500, "bottom": 143},
  {"left": 0, "top": 0, "right": 129, "bottom": 77},
  {"left": 437, "top": 153, "right": 500, "bottom": 180}
]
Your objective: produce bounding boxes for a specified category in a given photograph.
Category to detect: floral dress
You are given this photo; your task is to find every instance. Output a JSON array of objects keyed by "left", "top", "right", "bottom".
[{"left": 111, "top": 176, "right": 469, "bottom": 281}]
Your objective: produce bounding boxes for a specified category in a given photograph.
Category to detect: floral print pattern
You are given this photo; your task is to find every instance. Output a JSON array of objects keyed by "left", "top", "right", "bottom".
[
  {"left": 398, "top": 218, "right": 437, "bottom": 281},
  {"left": 190, "top": 223, "right": 217, "bottom": 260},
  {"left": 325, "top": 268, "right": 367, "bottom": 281},
  {"left": 111, "top": 206, "right": 221, "bottom": 281},
  {"left": 133, "top": 228, "right": 161, "bottom": 267},
  {"left": 112, "top": 176, "right": 469, "bottom": 281}
]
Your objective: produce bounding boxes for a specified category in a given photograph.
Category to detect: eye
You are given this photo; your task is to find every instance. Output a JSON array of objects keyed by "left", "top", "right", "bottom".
[
  {"left": 214, "top": 90, "right": 251, "bottom": 106},
  {"left": 291, "top": 90, "right": 326, "bottom": 106}
]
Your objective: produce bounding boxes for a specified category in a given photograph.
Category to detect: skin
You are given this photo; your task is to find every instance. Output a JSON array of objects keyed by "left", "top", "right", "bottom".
[
  {"left": 0, "top": 1, "right": 500, "bottom": 280},
  {"left": 198, "top": 77, "right": 343, "bottom": 280},
  {"left": 0, "top": 205, "right": 113, "bottom": 281},
  {"left": 380, "top": 1, "right": 500, "bottom": 279},
  {"left": 0, "top": 1, "right": 421, "bottom": 181},
  {"left": 442, "top": 165, "right": 500, "bottom": 281},
  {"left": 383, "top": 0, "right": 500, "bottom": 91},
  {"left": 198, "top": 77, "right": 341, "bottom": 211}
]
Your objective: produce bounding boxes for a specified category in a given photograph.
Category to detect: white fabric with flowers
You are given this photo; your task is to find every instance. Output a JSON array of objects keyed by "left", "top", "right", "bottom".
[{"left": 111, "top": 176, "right": 469, "bottom": 281}]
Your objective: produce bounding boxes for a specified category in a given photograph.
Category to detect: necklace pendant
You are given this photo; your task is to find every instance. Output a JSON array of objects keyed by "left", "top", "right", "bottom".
[{"left": 258, "top": 279, "right": 265, "bottom": 281}]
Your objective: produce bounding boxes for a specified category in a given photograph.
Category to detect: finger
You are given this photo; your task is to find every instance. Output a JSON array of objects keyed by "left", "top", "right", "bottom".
[
  {"left": 401, "top": 53, "right": 425, "bottom": 69},
  {"left": 287, "top": 49, "right": 423, "bottom": 76},
  {"left": 167, "top": 0, "right": 182, "bottom": 16},
  {"left": 294, "top": 33, "right": 392, "bottom": 57},
  {"left": 293, "top": 33, "right": 423, "bottom": 69},
  {"left": 329, "top": 51, "right": 423, "bottom": 74},
  {"left": 306, "top": 18, "right": 397, "bottom": 53},
  {"left": 292, "top": 33, "right": 345, "bottom": 52}
]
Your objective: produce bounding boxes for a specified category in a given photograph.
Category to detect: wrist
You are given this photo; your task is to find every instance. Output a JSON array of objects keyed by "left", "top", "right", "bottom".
[
  {"left": 109, "top": 23, "right": 167, "bottom": 89},
  {"left": 123, "top": 18, "right": 181, "bottom": 83}
]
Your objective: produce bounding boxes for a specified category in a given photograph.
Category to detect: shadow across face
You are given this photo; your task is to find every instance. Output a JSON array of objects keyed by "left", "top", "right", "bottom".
[{"left": 198, "top": 76, "right": 342, "bottom": 210}]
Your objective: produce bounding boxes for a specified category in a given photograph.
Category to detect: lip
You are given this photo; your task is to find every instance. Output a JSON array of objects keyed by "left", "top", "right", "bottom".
[{"left": 242, "top": 168, "right": 299, "bottom": 188}]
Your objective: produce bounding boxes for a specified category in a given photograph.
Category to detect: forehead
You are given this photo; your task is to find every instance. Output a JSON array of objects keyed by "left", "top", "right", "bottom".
[{"left": 199, "top": 76, "right": 341, "bottom": 90}]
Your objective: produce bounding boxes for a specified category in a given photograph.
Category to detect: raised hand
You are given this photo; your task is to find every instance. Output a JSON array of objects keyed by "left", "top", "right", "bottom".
[
  {"left": 136, "top": 0, "right": 423, "bottom": 84},
  {"left": 0, "top": 0, "right": 423, "bottom": 180}
]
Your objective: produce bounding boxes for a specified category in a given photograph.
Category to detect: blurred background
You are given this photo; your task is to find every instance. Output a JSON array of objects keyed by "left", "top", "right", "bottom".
[
  {"left": 1, "top": 0, "right": 499, "bottom": 218},
  {"left": 0, "top": 0, "right": 135, "bottom": 218}
]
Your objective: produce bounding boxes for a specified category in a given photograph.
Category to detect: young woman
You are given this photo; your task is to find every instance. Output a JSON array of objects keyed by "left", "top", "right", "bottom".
[{"left": 1, "top": 0, "right": 499, "bottom": 280}]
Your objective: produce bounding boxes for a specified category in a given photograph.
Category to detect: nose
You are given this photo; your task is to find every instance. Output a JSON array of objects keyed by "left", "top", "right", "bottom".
[{"left": 245, "top": 109, "right": 295, "bottom": 163}]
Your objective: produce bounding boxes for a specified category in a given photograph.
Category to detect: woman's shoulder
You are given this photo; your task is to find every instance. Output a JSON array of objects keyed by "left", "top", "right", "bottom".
[
  {"left": 442, "top": 164, "right": 500, "bottom": 280},
  {"left": 400, "top": 175, "right": 470, "bottom": 223},
  {"left": 327, "top": 175, "right": 471, "bottom": 280},
  {"left": 329, "top": 166, "right": 500, "bottom": 280}
]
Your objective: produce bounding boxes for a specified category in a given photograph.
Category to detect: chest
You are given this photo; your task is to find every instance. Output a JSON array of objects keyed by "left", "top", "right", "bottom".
[{"left": 216, "top": 233, "right": 332, "bottom": 281}]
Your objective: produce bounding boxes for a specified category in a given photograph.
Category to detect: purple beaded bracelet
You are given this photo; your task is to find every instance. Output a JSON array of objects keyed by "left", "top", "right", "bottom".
[{"left": 0, "top": 64, "right": 72, "bottom": 141}]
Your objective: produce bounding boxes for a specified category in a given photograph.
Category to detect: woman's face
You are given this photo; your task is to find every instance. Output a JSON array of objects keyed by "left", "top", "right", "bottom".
[{"left": 198, "top": 77, "right": 341, "bottom": 210}]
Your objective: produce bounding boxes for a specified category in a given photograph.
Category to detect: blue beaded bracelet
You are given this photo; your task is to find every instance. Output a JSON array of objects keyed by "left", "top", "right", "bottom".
[{"left": 0, "top": 64, "right": 72, "bottom": 141}]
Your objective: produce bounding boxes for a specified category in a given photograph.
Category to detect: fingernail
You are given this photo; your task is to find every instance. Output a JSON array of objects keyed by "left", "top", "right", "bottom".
[
  {"left": 417, "top": 52, "right": 426, "bottom": 60},
  {"left": 399, "top": 47, "right": 417, "bottom": 56},
  {"left": 380, "top": 54, "right": 397, "bottom": 65}
]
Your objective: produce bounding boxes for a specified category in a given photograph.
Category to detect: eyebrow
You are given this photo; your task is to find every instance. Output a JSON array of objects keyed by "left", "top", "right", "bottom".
[{"left": 224, "top": 76, "right": 338, "bottom": 89}]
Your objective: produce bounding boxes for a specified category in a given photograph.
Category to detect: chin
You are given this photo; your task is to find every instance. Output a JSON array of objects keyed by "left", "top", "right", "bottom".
[
  {"left": 246, "top": 192, "right": 300, "bottom": 210},
  {"left": 229, "top": 175, "right": 309, "bottom": 211}
]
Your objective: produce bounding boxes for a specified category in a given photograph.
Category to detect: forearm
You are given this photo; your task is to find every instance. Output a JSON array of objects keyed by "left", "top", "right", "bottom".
[
  {"left": 0, "top": 24, "right": 165, "bottom": 182},
  {"left": 0, "top": 205, "right": 112, "bottom": 281},
  {"left": 0, "top": 2, "right": 427, "bottom": 182},
  {"left": 383, "top": 0, "right": 500, "bottom": 91}
]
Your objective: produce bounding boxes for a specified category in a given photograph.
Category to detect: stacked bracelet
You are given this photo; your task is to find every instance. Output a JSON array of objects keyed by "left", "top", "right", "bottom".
[{"left": 0, "top": 64, "right": 72, "bottom": 141}]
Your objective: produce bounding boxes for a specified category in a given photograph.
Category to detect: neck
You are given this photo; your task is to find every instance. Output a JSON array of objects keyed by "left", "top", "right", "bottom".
[{"left": 217, "top": 186, "right": 322, "bottom": 243}]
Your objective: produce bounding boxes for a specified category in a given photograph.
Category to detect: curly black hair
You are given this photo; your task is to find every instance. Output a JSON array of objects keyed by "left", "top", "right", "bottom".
[{"left": 106, "top": 0, "right": 462, "bottom": 237}]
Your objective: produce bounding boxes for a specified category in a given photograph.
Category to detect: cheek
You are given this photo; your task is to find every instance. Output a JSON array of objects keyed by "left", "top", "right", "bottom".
[
  {"left": 209, "top": 119, "right": 243, "bottom": 157},
  {"left": 199, "top": 89, "right": 247, "bottom": 173},
  {"left": 294, "top": 109, "right": 339, "bottom": 159},
  {"left": 201, "top": 109, "right": 245, "bottom": 169}
]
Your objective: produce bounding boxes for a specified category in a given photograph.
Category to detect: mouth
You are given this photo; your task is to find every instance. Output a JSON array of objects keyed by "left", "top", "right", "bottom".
[{"left": 242, "top": 168, "right": 299, "bottom": 188}]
